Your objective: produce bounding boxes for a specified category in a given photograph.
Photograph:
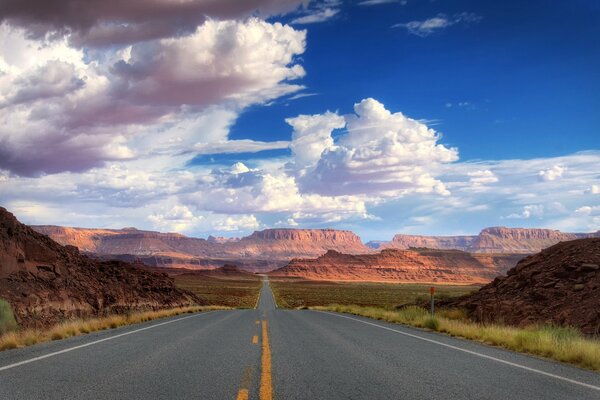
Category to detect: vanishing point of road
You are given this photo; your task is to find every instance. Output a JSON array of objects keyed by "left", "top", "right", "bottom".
[{"left": 1, "top": 278, "right": 599, "bottom": 399}]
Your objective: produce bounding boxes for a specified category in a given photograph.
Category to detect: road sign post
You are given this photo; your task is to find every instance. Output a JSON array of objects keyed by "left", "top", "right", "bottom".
[{"left": 430, "top": 286, "right": 435, "bottom": 317}]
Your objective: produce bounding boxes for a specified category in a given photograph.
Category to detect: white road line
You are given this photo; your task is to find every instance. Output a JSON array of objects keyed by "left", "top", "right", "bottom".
[
  {"left": 0, "top": 311, "right": 218, "bottom": 372},
  {"left": 320, "top": 311, "right": 600, "bottom": 392}
]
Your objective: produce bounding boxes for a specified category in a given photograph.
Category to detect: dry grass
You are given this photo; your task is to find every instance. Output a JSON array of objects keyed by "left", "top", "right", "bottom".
[
  {"left": 269, "top": 278, "right": 476, "bottom": 309},
  {"left": 314, "top": 304, "right": 600, "bottom": 371},
  {"left": 0, "top": 305, "right": 225, "bottom": 352},
  {"left": 174, "top": 274, "right": 262, "bottom": 308}
]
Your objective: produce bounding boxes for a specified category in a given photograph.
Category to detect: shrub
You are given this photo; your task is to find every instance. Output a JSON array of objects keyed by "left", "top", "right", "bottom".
[
  {"left": 0, "top": 299, "right": 18, "bottom": 335},
  {"left": 423, "top": 316, "right": 440, "bottom": 330}
]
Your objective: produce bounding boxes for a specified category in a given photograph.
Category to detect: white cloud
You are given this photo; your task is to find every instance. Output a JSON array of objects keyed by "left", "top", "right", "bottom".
[
  {"left": 0, "top": 19, "right": 306, "bottom": 176},
  {"left": 183, "top": 162, "right": 369, "bottom": 220},
  {"left": 394, "top": 12, "right": 482, "bottom": 37},
  {"left": 505, "top": 204, "right": 545, "bottom": 219},
  {"left": 359, "top": 0, "right": 406, "bottom": 6},
  {"left": 147, "top": 205, "right": 260, "bottom": 233},
  {"left": 538, "top": 165, "right": 565, "bottom": 181},
  {"left": 291, "top": 0, "right": 341, "bottom": 25},
  {"left": 575, "top": 205, "right": 600, "bottom": 216},
  {"left": 214, "top": 215, "right": 260, "bottom": 232},
  {"left": 194, "top": 140, "right": 290, "bottom": 155},
  {"left": 588, "top": 184, "right": 600, "bottom": 194},
  {"left": 468, "top": 170, "right": 498, "bottom": 185},
  {"left": 287, "top": 111, "right": 345, "bottom": 168},
  {"left": 291, "top": 98, "right": 458, "bottom": 197}
]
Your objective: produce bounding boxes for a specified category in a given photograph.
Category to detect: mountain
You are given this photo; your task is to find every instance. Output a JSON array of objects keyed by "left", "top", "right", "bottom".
[
  {"left": 269, "top": 249, "right": 524, "bottom": 284},
  {"left": 0, "top": 207, "right": 199, "bottom": 328},
  {"left": 442, "top": 238, "right": 600, "bottom": 334},
  {"left": 371, "top": 227, "right": 600, "bottom": 254},
  {"left": 32, "top": 226, "right": 371, "bottom": 272}
]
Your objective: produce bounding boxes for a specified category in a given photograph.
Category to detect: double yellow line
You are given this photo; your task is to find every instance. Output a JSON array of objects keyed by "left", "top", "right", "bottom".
[{"left": 236, "top": 319, "right": 272, "bottom": 400}]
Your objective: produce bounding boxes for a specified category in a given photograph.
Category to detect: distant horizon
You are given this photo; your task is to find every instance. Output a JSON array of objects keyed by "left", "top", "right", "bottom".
[{"left": 23, "top": 216, "right": 600, "bottom": 243}]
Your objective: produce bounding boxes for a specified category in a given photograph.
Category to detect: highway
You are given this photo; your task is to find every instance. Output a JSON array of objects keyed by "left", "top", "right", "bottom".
[{"left": 0, "top": 279, "right": 599, "bottom": 399}]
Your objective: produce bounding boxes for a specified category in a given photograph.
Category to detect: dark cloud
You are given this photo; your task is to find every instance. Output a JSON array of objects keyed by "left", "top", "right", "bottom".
[
  {"left": 0, "top": 0, "right": 308, "bottom": 46},
  {"left": 9, "top": 61, "right": 84, "bottom": 105}
]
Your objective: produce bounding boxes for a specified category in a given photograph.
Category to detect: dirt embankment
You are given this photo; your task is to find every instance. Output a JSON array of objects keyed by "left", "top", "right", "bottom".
[
  {"left": 442, "top": 238, "right": 600, "bottom": 334},
  {"left": 0, "top": 207, "right": 200, "bottom": 328}
]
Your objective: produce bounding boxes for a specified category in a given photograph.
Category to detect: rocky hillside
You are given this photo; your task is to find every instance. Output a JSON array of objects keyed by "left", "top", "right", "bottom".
[
  {"left": 442, "top": 238, "right": 600, "bottom": 334},
  {"left": 0, "top": 207, "right": 199, "bottom": 328},
  {"left": 32, "top": 226, "right": 371, "bottom": 272},
  {"left": 374, "top": 227, "right": 600, "bottom": 254},
  {"left": 270, "top": 249, "right": 523, "bottom": 284}
]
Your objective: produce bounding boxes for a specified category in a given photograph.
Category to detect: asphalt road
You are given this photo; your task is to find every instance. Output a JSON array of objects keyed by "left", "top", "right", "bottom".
[{"left": 1, "top": 279, "right": 599, "bottom": 399}]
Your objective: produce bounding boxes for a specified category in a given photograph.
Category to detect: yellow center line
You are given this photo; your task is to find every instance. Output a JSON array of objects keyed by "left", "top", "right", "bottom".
[
  {"left": 236, "top": 389, "right": 249, "bottom": 400},
  {"left": 260, "top": 320, "right": 273, "bottom": 400},
  {"left": 252, "top": 335, "right": 259, "bottom": 345}
]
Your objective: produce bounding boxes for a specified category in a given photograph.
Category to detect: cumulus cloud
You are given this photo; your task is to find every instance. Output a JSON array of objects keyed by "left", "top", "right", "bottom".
[
  {"left": 183, "top": 162, "right": 369, "bottom": 220},
  {"left": 287, "top": 111, "right": 345, "bottom": 168},
  {"left": 0, "top": 0, "right": 307, "bottom": 47},
  {"left": 394, "top": 12, "right": 482, "bottom": 37},
  {"left": 111, "top": 19, "right": 306, "bottom": 108},
  {"left": 538, "top": 165, "right": 565, "bottom": 181},
  {"left": 290, "top": 98, "right": 458, "bottom": 197},
  {"left": 147, "top": 205, "right": 261, "bottom": 234},
  {"left": 0, "top": 19, "right": 306, "bottom": 176}
]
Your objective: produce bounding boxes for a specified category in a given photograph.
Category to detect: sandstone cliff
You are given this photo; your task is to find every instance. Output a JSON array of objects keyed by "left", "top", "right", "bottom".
[
  {"left": 376, "top": 227, "right": 600, "bottom": 254},
  {"left": 270, "top": 249, "right": 523, "bottom": 284},
  {"left": 442, "top": 238, "right": 600, "bottom": 334},
  {"left": 0, "top": 208, "right": 199, "bottom": 328},
  {"left": 32, "top": 226, "right": 371, "bottom": 272}
]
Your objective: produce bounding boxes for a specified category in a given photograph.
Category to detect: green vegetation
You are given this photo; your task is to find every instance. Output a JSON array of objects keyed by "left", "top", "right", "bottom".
[
  {"left": 269, "top": 278, "right": 476, "bottom": 309},
  {"left": 0, "top": 305, "right": 225, "bottom": 351},
  {"left": 314, "top": 304, "right": 600, "bottom": 371},
  {"left": 174, "top": 274, "right": 262, "bottom": 308},
  {"left": 0, "top": 299, "right": 18, "bottom": 335}
]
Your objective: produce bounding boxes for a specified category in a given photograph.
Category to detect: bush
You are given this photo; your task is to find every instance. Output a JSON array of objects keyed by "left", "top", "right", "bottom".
[
  {"left": 423, "top": 316, "right": 440, "bottom": 331},
  {"left": 0, "top": 299, "right": 18, "bottom": 335}
]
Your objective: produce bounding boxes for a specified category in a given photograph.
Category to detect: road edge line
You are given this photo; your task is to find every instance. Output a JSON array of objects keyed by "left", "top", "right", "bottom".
[
  {"left": 0, "top": 310, "right": 220, "bottom": 372},
  {"left": 319, "top": 311, "right": 600, "bottom": 392}
]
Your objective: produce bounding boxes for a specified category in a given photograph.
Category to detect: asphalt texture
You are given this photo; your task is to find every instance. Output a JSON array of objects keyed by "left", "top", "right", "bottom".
[{"left": 0, "top": 278, "right": 599, "bottom": 399}]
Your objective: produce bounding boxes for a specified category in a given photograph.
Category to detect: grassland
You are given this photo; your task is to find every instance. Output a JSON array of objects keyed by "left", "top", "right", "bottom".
[
  {"left": 269, "top": 278, "right": 476, "bottom": 309},
  {"left": 270, "top": 278, "right": 600, "bottom": 371},
  {"left": 0, "top": 305, "right": 225, "bottom": 351},
  {"left": 174, "top": 273, "right": 262, "bottom": 308}
]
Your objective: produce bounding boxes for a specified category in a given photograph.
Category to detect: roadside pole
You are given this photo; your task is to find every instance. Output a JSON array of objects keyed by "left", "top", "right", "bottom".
[{"left": 430, "top": 286, "right": 435, "bottom": 317}]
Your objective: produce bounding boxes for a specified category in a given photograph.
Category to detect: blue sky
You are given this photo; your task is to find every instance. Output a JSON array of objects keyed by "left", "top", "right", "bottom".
[
  {"left": 0, "top": 0, "right": 598, "bottom": 240},
  {"left": 233, "top": 0, "right": 600, "bottom": 160}
]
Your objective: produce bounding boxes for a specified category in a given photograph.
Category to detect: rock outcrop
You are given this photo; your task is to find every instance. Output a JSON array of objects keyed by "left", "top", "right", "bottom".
[
  {"left": 375, "top": 227, "right": 600, "bottom": 254},
  {"left": 0, "top": 207, "right": 199, "bottom": 328},
  {"left": 442, "top": 238, "right": 600, "bottom": 334},
  {"left": 270, "top": 249, "right": 523, "bottom": 284},
  {"left": 32, "top": 226, "right": 372, "bottom": 272}
]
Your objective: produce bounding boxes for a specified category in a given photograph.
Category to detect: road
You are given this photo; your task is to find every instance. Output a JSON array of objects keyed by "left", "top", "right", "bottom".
[{"left": 0, "top": 278, "right": 599, "bottom": 399}]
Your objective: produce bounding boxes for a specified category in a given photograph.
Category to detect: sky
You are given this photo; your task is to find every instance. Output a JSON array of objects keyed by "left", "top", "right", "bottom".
[{"left": 0, "top": 0, "right": 598, "bottom": 241}]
